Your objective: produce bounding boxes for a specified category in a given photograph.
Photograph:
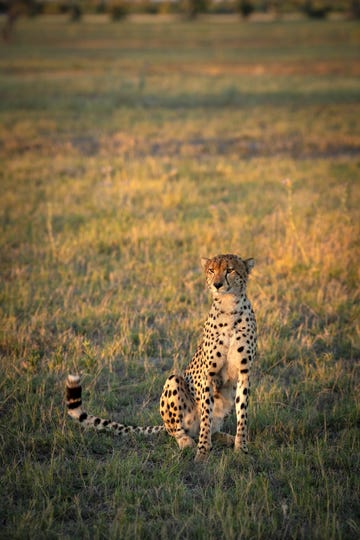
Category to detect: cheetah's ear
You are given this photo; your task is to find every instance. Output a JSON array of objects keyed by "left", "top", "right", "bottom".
[
  {"left": 245, "top": 258, "right": 255, "bottom": 274},
  {"left": 201, "top": 257, "right": 210, "bottom": 270}
]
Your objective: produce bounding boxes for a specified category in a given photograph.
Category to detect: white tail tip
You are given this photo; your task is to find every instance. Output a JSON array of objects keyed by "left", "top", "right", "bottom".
[{"left": 67, "top": 374, "right": 81, "bottom": 385}]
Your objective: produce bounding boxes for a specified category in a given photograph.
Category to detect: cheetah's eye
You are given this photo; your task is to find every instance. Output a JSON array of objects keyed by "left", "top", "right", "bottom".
[
  {"left": 208, "top": 268, "right": 214, "bottom": 275},
  {"left": 227, "top": 268, "right": 235, "bottom": 273}
]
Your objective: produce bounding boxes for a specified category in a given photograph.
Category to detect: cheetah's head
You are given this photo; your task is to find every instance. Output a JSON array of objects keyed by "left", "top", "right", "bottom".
[{"left": 201, "top": 254, "right": 254, "bottom": 296}]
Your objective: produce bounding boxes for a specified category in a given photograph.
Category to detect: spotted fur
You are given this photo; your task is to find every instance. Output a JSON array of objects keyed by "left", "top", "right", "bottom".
[
  {"left": 66, "top": 374, "right": 166, "bottom": 436},
  {"left": 66, "top": 254, "right": 257, "bottom": 462}
]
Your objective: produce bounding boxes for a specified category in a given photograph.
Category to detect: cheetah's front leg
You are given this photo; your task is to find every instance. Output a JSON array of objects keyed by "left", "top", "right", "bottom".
[
  {"left": 195, "top": 379, "right": 214, "bottom": 463},
  {"left": 234, "top": 375, "right": 250, "bottom": 453}
]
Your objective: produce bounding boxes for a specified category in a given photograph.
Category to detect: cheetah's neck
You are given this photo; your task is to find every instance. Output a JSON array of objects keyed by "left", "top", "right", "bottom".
[{"left": 212, "top": 292, "right": 248, "bottom": 316}]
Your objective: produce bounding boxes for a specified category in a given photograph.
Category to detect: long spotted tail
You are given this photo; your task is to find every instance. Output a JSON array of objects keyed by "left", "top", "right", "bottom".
[{"left": 66, "top": 374, "right": 166, "bottom": 436}]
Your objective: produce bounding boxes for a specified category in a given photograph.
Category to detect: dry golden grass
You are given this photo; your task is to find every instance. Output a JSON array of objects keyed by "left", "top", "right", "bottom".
[{"left": 0, "top": 15, "right": 359, "bottom": 540}]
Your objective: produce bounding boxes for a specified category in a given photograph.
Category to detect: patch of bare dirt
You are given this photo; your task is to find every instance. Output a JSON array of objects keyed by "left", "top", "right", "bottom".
[
  {"left": 2, "top": 133, "right": 360, "bottom": 161},
  {"left": 106, "top": 133, "right": 360, "bottom": 161}
]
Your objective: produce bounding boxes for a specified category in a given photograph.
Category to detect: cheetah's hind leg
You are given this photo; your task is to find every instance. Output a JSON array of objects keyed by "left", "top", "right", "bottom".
[{"left": 160, "top": 374, "right": 198, "bottom": 451}]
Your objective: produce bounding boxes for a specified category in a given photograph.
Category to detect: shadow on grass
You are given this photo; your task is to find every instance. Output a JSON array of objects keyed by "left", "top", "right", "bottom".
[{"left": 1, "top": 83, "right": 359, "bottom": 113}]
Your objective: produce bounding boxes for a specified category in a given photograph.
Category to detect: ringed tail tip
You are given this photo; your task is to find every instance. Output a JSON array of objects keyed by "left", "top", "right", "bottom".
[
  {"left": 67, "top": 374, "right": 81, "bottom": 387},
  {"left": 66, "top": 374, "right": 82, "bottom": 414}
]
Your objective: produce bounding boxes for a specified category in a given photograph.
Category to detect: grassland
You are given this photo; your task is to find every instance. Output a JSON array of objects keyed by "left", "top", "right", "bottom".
[{"left": 0, "top": 14, "right": 359, "bottom": 540}]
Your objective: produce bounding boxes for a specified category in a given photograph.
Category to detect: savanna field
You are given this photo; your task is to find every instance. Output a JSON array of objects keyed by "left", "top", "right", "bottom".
[{"left": 0, "top": 12, "right": 359, "bottom": 539}]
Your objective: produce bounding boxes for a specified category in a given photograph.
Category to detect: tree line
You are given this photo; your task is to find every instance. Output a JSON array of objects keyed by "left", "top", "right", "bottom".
[{"left": 2, "top": 0, "right": 360, "bottom": 40}]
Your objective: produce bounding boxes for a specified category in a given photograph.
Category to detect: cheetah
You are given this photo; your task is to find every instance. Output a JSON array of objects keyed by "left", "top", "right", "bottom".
[{"left": 66, "top": 254, "right": 257, "bottom": 462}]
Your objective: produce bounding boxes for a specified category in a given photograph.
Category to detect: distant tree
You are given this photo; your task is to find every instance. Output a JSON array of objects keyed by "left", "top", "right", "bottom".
[
  {"left": 95, "top": 0, "right": 107, "bottom": 13},
  {"left": 108, "top": 0, "right": 129, "bottom": 20},
  {"left": 181, "top": 0, "right": 209, "bottom": 19},
  {"left": 69, "top": 1, "right": 82, "bottom": 21},
  {"left": 28, "top": 1, "right": 44, "bottom": 16},
  {"left": 2, "top": 1, "right": 32, "bottom": 41},
  {"left": 236, "top": 0, "right": 255, "bottom": 18},
  {"left": 350, "top": 0, "right": 360, "bottom": 17},
  {"left": 303, "top": 1, "right": 331, "bottom": 18}
]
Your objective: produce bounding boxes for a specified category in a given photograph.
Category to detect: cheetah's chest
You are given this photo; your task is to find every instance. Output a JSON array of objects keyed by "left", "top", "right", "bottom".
[{"left": 203, "top": 315, "right": 254, "bottom": 384}]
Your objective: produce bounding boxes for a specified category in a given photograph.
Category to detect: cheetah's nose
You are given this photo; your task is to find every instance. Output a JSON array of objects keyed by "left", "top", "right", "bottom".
[{"left": 214, "top": 282, "right": 223, "bottom": 290}]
